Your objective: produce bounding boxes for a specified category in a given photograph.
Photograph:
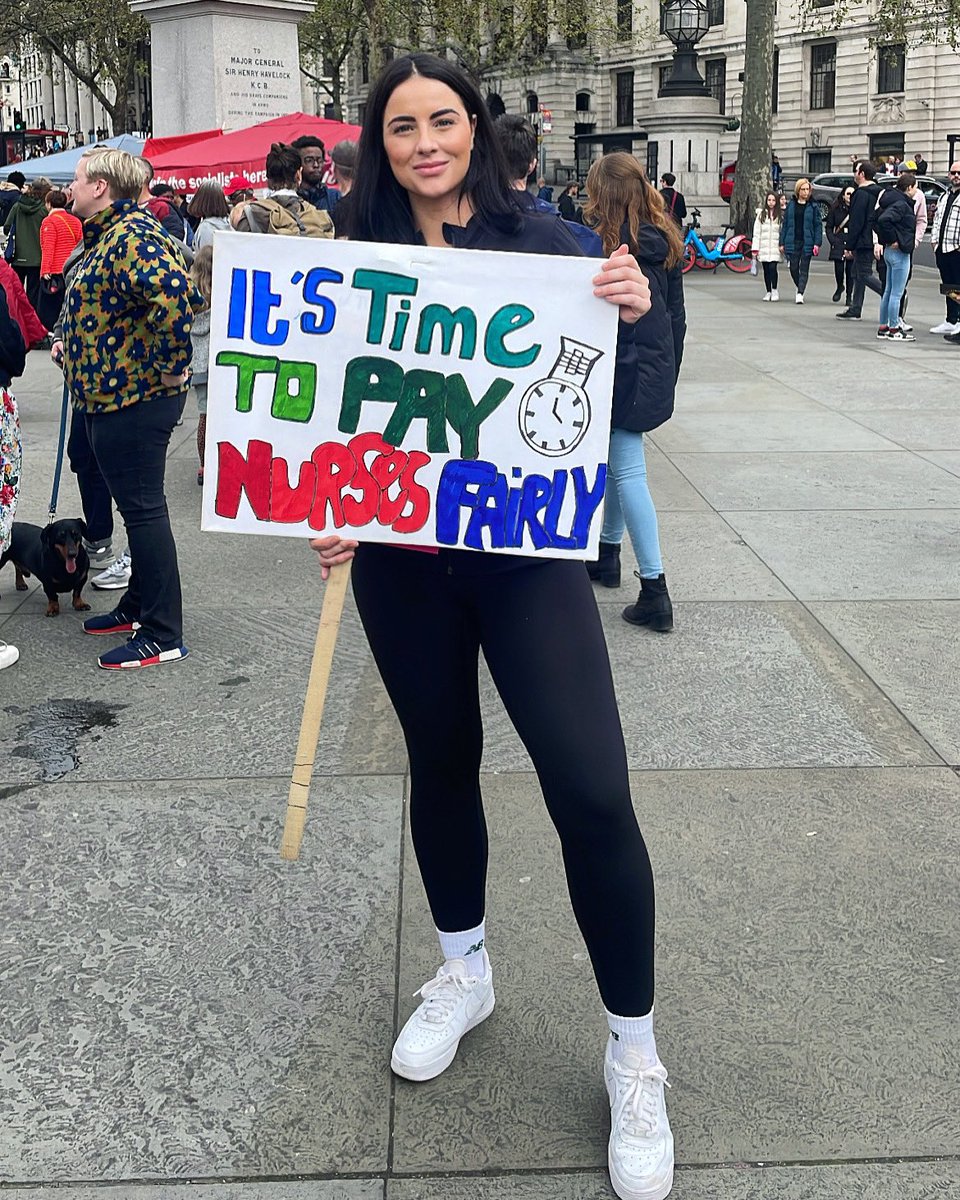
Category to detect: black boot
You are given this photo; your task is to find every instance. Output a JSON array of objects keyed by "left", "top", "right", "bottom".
[
  {"left": 622, "top": 572, "right": 673, "bottom": 632},
  {"left": 832, "top": 287, "right": 843, "bottom": 303},
  {"left": 586, "top": 541, "right": 621, "bottom": 588}
]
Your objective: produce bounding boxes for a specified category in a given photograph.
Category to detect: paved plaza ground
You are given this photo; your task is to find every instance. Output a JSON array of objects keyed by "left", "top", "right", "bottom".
[{"left": 2, "top": 258, "right": 959, "bottom": 1199}]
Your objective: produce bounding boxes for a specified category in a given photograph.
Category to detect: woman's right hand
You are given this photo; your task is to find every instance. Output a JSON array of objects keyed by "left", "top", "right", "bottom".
[
  {"left": 50, "top": 339, "right": 64, "bottom": 367},
  {"left": 309, "top": 536, "right": 358, "bottom": 581}
]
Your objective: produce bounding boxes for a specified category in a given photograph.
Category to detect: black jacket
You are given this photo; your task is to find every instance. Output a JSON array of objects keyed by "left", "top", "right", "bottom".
[
  {"left": 845, "top": 182, "right": 882, "bottom": 252},
  {"left": 660, "top": 187, "right": 687, "bottom": 226},
  {"left": 0, "top": 284, "right": 27, "bottom": 388},
  {"left": 875, "top": 188, "right": 915, "bottom": 250},
  {"left": 611, "top": 222, "right": 685, "bottom": 433}
]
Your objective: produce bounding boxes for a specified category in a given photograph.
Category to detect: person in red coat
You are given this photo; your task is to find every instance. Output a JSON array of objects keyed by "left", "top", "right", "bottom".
[
  {"left": 38, "top": 189, "right": 82, "bottom": 333},
  {"left": 0, "top": 258, "right": 46, "bottom": 349}
]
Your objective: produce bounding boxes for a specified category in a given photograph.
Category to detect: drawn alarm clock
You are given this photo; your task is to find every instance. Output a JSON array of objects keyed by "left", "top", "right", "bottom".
[{"left": 518, "top": 336, "right": 604, "bottom": 457}]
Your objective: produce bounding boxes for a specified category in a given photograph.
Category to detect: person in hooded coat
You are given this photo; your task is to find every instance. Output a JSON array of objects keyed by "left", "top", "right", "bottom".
[{"left": 583, "top": 152, "right": 686, "bottom": 632}]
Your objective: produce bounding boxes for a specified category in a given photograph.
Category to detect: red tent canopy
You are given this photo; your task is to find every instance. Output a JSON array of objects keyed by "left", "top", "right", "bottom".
[
  {"left": 147, "top": 113, "right": 362, "bottom": 193},
  {"left": 142, "top": 128, "right": 223, "bottom": 159}
]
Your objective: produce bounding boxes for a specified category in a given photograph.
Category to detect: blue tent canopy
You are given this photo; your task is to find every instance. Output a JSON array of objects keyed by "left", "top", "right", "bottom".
[{"left": 0, "top": 135, "right": 145, "bottom": 185}]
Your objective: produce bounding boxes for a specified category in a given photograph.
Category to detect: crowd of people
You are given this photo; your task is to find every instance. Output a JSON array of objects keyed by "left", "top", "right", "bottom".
[{"left": 747, "top": 158, "right": 960, "bottom": 345}]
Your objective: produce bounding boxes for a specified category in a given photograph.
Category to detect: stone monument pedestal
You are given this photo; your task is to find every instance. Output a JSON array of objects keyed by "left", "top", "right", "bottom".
[
  {"left": 131, "top": 0, "right": 313, "bottom": 135},
  {"left": 641, "top": 95, "right": 728, "bottom": 230}
]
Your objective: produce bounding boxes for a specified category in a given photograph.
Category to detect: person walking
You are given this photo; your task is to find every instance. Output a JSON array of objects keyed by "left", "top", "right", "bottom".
[
  {"left": 3, "top": 178, "right": 50, "bottom": 309},
  {"left": 827, "top": 186, "right": 855, "bottom": 304},
  {"left": 878, "top": 172, "right": 926, "bottom": 335},
  {"left": 779, "top": 178, "right": 821, "bottom": 303},
  {"left": 311, "top": 52, "right": 675, "bottom": 1200},
  {"left": 187, "top": 181, "right": 232, "bottom": 251},
  {"left": 0, "top": 280, "right": 26, "bottom": 671},
  {"left": 837, "top": 160, "right": 883, "bottom": 321},
  {"left": 63, "top": 148, "right": 201, "bottom": 669},
  {"left": 37, "top": 188, "right": 82, "bottom": 334},
  {"left": 659, "top": 172, "right": 686, "bottom": 227},
  {"left": 914, "top": 152, "right": 928, "bottom": 176},
  {"left": 875, "top": 173, "right": 918, "bottom": 341},
  {"left": 583, "top": 152, "right": 685, "bottom": 633},
  {"left": 752, "top": 191, "right": 783, "bottom": 301},
  {"left": 930, "top": 160, "right": 960, "bottom": 337}
]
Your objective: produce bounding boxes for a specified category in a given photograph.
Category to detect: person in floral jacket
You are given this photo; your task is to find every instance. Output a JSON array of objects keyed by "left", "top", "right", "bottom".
[
  {"left": 0, "top": 281, "right": 26, "bottom": 670},
  {"left": 63, "top": 148, "right": 203, "bottom": 670}
]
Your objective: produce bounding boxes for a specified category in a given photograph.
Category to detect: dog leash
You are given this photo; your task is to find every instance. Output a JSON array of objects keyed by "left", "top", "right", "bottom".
[{"left": 47, "top": 382, "right": 70, "bottom": 523}]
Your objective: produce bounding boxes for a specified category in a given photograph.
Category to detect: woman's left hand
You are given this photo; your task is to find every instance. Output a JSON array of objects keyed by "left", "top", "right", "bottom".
[{"left": 593, "top": 245, "right": 651, "bottom": 324}]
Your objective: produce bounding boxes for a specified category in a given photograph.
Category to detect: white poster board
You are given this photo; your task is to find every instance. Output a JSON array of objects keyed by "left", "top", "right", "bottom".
[{"left": 201, "top": 233, "right": 619, "bottom": 558}]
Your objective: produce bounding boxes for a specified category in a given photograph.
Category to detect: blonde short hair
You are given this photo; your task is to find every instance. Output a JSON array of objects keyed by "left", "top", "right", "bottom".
[
  {"left": 794, "top": 177, "right": 812, "bottom": 199},
  {"left": 82, "top": 149, "right": 145, "bottom": 202}
]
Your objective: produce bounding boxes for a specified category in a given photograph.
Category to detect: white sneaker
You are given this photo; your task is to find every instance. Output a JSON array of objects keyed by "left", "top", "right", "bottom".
[
  {"left": 770, "top": 289, "right": 779, "bottom": 302},
  {"left": 795, "top": 293, "right": 804, "bottom": 304},
  {"left": 391, "top": 957, "right": 495, "bottom": 1081},
  {"left": 91, "top": 550, "right": 132, "bottom": 590},
  {"left": 761, "top": 292, "right": 771, "bottom": 301},
  {"left": 929, "top": 321, "right": 959, "bottom": 334},
  {"left": 605, "top": 1041, "right": 674, "bottom": 1200},
  {"left": 0, "top": 641, "right": 19, "bottom": 670}
]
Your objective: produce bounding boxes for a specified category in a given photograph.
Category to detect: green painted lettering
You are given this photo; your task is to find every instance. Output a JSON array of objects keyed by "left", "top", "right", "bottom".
[
  {"left": 445, "top": 374, "right": 513, "bottom": 460},
  {"left": 414, "top": 304, "right": 478, "bottom": 360},
  {"left": 483, "top": 304, "right": 540, "bottom": 369},
  {"left": 338, "top": 356, "right": 405, "bottom": 434},
  {"left": 352, "top": 269, "right": 419, "bottom": 344},
  {"left": 216, "top": 350, "right": 279, "bottom": 412},
  {"left": 383, "top": 369, "right": 449, "bottom": 453},
  {"left": 272, "top": 360, "right": 317, "bottom": 422}
]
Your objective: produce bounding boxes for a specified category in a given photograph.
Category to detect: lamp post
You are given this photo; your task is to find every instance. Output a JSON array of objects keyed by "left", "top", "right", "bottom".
[{"left": 658, "top": 0, "right": 711, "bottom": 98}]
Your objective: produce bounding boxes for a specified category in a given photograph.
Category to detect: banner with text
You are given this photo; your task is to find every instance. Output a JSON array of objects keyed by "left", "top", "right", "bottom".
[{"left": 201, "top": 234, "right": 619, "bottom": 557}]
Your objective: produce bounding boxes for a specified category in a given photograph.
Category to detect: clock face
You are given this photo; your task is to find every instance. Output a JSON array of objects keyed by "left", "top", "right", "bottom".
[{"left": 519, "top": 379, "right": 591, "bottom": 457}]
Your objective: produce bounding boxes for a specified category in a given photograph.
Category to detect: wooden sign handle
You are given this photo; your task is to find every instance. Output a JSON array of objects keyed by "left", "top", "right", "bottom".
[{"left": 280, "top": 561, "right": 353, "bottom": 861}]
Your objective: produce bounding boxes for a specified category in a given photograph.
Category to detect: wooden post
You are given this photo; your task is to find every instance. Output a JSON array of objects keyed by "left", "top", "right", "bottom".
[{"left": 280, "top": 561, "right": 352, "bottom": 860}]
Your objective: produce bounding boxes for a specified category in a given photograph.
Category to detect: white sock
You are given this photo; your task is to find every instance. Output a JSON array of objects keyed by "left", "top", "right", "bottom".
[
  {"left": 437, "top": 921, "right": 488, "bottom": 976},
  {"left": 606, "top": 1007, "right": 658, "bottom": 1068}
]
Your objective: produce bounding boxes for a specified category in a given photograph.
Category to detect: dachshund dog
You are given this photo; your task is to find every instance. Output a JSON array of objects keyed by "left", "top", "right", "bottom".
[{"left": 0, "top": 519, "right": 91, "bottom": 616}]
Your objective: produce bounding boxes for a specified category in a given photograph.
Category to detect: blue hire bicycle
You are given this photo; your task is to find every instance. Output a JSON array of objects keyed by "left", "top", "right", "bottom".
[{"left": 681, "top": 208, "right": 753, "bottom": 274}]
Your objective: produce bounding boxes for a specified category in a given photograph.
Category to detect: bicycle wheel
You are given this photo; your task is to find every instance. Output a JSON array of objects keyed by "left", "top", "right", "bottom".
[
  {"left": 723, "top": 235, "right": 754, "bottom": 273},
  {"left": 681, "top": 243, "right": 697, "bottom": 273}
]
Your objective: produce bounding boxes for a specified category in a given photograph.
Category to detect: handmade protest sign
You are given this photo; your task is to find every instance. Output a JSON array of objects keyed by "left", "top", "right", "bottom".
[{"left": 201, "top": 233, "right": 619, "bottom": 558}]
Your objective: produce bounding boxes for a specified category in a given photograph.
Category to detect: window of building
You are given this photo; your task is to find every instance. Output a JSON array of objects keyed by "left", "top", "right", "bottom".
[
  {"left": 576, "top": 90, "right": 592, "bottom": 112},
  {"left": 646, "top": 141, "right": 659, "bottom": 181},
  {"left": 807, "top": 150, "right": 831, "bottom": 174},
  {"left": 809, "top": 41, "right": 836, "bottom": 110},
  {"left": 772, "top": 47, "right": 779, "bottom": 113},
  {"left": 707, "top": 0, "right": 724, "bottom": 25},
  {"left": 526, "top": 91, "right": 539, "bottom": 114},
  {"left": 617, "top": 0, "right": 633, "bottom": 39},
  {"left": 877, "top": 43, "right": 905, "bottom": 93},
  {"left": 615, "top": 70, "right": 634, "bottom": 126},
  {"left": 658, "top": 63, "right": 672, "bottom": 93},
  {"left": 360, "top": 38, "right": 369, "bottom": 84},
  {"left": 705, "top": 57, "right": 726, "bottom": 114},
  {"left": 810, "top": 0, "right": 834, "bottom": 8},
  {"left": 869, "top": 132, "right": 904, "bottom": 161}
]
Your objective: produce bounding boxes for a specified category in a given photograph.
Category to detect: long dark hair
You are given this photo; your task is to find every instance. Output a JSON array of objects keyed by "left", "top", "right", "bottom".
[
  {"left": 582, "top": 153, "right": 684, "bottom": 269},
  {"left": 350, "top": 53, "right": 521, "bottom": 244}
]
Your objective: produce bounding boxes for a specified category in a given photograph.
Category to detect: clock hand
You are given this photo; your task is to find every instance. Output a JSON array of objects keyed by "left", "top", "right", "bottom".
[{"left": 551, "top": 396, "right": 563, "bottom": 422}]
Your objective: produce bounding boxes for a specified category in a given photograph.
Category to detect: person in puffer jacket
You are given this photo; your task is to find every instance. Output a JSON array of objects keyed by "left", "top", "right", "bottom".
[
  {"left": 875, "top": 174, "right": 919, "bottom": 341},
  {"left": 582, "top": 152, "right": 686, "bottom": 633},
  {"left": 751, "top": 191, "right": 784, "bottom": 300}
]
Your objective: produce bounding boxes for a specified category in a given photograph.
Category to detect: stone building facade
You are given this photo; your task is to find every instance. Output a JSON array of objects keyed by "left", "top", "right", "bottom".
[{"left": 344, "top": 1, "right": 960, "bottom": 185}]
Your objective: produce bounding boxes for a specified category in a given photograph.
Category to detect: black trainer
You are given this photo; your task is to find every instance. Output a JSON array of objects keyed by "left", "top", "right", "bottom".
[{"left": 835, "top": 310, "right": 862, "bottom": 320}]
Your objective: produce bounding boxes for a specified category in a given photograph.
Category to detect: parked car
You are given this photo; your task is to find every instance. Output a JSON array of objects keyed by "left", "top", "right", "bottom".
[
  {"left": 810, "top": 173, "right": 856, "bottom": 221},
  {"left": 877, "top": 173, "right": 947, "bottom": 229}
]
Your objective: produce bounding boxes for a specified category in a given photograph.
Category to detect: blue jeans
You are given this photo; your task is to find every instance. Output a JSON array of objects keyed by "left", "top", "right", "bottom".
[
  {"left": 600, "top": 429, "right": 664, "bottom": 579},
  {"left": 879, "top": 246, "right": 910, "bottom": 327}
]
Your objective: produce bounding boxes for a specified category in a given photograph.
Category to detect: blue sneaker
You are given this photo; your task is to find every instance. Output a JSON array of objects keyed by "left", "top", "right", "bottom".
[
  {"left": 98, "top": 636, "right": 189, "bottom": 670},
  {"left": 83, "top": 607, "right": 140, "bottom": 636}
]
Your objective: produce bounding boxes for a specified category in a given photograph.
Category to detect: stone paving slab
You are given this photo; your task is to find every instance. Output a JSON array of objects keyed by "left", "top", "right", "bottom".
[
  {"left": 388, "top": 1161, "right": 960, "bottom": 1198},
  {"left": 722, "top": 510, "right": 960, "bottom": 601},
  {"left": 2, "top": 1186, "right": 382, "bottom": 1200},
  {"left": 810, "top": 600, "right": 960, "bottom": 765},
  {"left": 668, "top": 451, "right": 960, "bottom": 512},
  {"left": 651, "top": 410, "right": 900, "bottom": 455},
  {"left": 0, "top": 776, "right": 402, "bottom": 1182},
  {"left": 393, "top": 768, "right": 960, "bottom": 1172},
  {"left": 1, "top": 601, "right": 406, "bottom": 782},
  {"left": 840, "top": 410, "right": 960, "bottom": 452},
  {"left": 478, "top": 602, "right": 938, "bottom": 773},
  {"left": 918, "top": 451, "right": 960, "bottom": 478}
]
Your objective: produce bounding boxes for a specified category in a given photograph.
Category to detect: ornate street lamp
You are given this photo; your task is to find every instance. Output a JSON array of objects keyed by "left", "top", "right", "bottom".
[{"left": 658, "top": 0, "right": 712, "bottom": 98}]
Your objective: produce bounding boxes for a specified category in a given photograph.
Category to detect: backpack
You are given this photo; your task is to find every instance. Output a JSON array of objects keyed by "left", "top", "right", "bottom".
[{"left": 242, "top": 197, "right": 334, "bottom": 238}]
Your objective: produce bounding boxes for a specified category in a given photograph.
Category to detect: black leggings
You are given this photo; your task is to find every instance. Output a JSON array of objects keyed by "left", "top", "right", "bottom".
[
  {"left": 833, "top": 259, "right": 854, "bottom": 296},
  {"left": 761, "top": 261, "right": 778, "bottom": 291},
  {"left": 788, "top": 251, "right": 812, "bottom": 294},
  {"left": 352, "top": 544, "right": 655, "bottom": 1015}
]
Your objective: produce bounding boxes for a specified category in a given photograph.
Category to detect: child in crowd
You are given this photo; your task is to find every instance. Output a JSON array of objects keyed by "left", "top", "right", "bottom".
[
  {"left": 189, "top": 245, "right": 212, "bottom": 485},
  {"left": 752, "top": 191, "right": 783, "bottom": 301}
]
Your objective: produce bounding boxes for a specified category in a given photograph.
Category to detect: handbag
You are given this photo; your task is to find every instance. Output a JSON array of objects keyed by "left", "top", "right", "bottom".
[
  {"left": 749, "top": 257, "right": 758, "bottom": 275},
  {"left": 2, "top": 221, "right": 14, "bottom": 263}
]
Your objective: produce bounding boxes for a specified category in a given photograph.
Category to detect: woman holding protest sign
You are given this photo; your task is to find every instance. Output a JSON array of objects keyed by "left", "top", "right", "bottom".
[{"left": 311, "top": 53, "right": 674, "bottom": 1200}]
